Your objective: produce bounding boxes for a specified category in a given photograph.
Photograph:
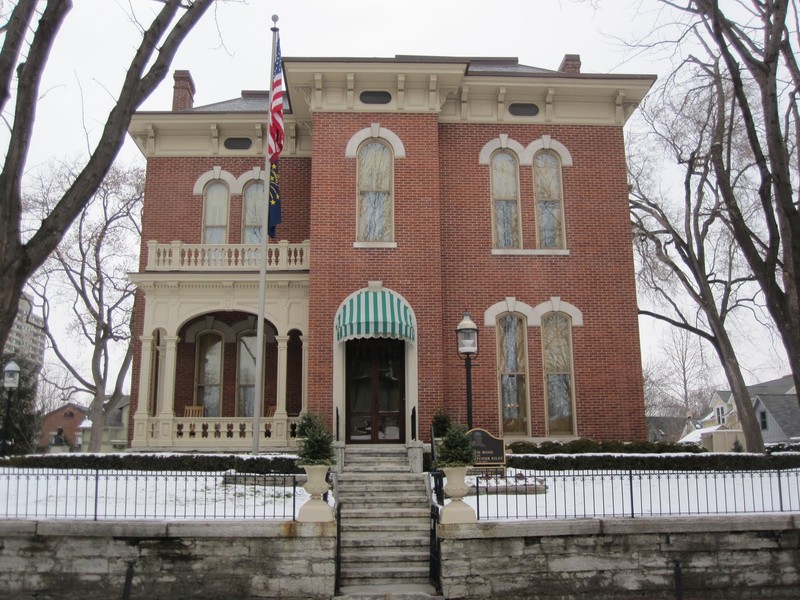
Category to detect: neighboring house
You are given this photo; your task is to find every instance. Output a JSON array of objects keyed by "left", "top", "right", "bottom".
[
  {"left": 3, "top": 294, "right": 46, "bottom": 372},
  {"left": 647, "top": 416, "right": 686, "bottom": 443},
  {"left": 753, "top": 394, "right": 800, "bottom": 444},
  {"left": 126, "top": 52, "right": 655, "bottom": 452},
  {"left": 79, "top": 396, "right": 131, "bottom": 452},
  {"left": 681, "top": 375, "right": 798, "bottom": 449},
  {"left": 36, "top": 403, "right": 89, "bottom": 452}
]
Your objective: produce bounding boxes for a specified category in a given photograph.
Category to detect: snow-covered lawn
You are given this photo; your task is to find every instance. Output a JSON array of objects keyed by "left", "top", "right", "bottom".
[
  {"left": 3, "top": 465, "right": 799, "bottom": 521},
  {"left": 0, "top": 469, "right": 311, "bottom": 520},
  {"left": 453, "top": 467, "right": 800, "bottom": 520}
]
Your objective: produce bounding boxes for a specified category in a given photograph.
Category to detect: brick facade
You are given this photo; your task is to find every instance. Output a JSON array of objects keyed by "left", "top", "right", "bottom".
[{"left": 127, "top": 54, "right": 653, "bottom": 448}]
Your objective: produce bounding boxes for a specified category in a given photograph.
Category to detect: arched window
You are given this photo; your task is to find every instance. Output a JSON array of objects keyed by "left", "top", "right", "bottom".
[
  {"left": 203, "top": 182, "right": 229, "bottom": 243},
  {"left": 237, "top": 332, "right": 258, "bottom": 417},
  {"left": 497, "top": 313, "right": 529, "bottom": 436},
  {"left": 357, "top": 140, "right": 393, "bottom": 242},
  {"left": 196, "top": 332, "right": 223, "bottom": 417},
  {"left": 242, "top": 181, "right": 266, "bottom": 244},
  {"left": 541, "top": 313, "right": 575, "bottom": 435},
  {"left": 534, "top": 150, "right": 565, "bottom": 249},
  {"left": 491, "top": 151, "right": 521, "bottom": 249}
]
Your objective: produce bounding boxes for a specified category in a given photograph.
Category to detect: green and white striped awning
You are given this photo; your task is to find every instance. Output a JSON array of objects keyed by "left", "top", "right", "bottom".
[{"left": 335, "top": 288, "right": 416, "bottom": 343}]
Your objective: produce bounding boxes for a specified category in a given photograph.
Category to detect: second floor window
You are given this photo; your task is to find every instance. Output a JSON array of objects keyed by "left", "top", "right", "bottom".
[
  {"left": 203, "top": 182, "right": 229, "bottom": 243},
  {"left": 243, "top": 181, "right": 266, "bottom": 243},
  {"left": 491, "top": 151, "right": 521, "bottom": 248},
  {"left": 357, "top": 141, "right": 393, "bottom": 242},
  {"left": 534, "top": 150, "right": 565, "bottom": 249}
]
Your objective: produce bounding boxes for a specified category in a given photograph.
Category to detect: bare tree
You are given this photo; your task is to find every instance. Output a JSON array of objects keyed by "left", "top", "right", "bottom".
[
  {"left": 644, "top": 328, "right": 714, "bottom": 421},
  {"left": 0, "top": 0, "right": 214, "bottom": 355},
  {"left": 26, "top": 162, "right": 143, "bottom": 452},
  {"left": 648, "top": 1, "right": 800, "bottom": 407},
  {"left": 630, "top": 56, "right": 766, "bottom": 451}
]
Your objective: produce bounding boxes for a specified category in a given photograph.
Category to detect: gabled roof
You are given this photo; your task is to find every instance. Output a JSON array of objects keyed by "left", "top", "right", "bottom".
[
  {"left": 42, "top": 402, "right": 88, "bottom": 420},
  {"left": 748, "top": 375, "right": 795, "bottom": 396},
  {"left": 755, "top": 394, "right": 800, "bottom": 439}
]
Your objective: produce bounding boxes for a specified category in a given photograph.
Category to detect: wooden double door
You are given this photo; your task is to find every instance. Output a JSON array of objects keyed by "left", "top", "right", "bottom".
[{"left": 345, "top": 338, "right": 405, "bottom": 444}]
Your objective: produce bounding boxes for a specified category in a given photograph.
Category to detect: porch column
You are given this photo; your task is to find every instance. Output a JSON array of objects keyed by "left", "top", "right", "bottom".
[
  {"left": 300, "top": 335, "right": 308, "bottom": 414},
  {"left": 158, "top": 335, "right": 180, "bottom": 445},
  {"left": 131, "top": 335, "right": 154, "bottom": 448},
  {"left": 271, "top": 335, "right": 290, "bottom": 442}
]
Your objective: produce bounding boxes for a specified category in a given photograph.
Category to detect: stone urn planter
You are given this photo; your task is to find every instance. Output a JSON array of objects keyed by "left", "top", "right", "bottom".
[
  {"left": 440, "top": 465, "right": 476, "bottom": 524},
  {"left": 434, "top": 425, "right": 476, "bottom": 524},
  {"left": 295, "top": 413, "right": 335, "bottom": 522},
  {"left": 297, "top": 464, "right": 333, "bottom": 522}
]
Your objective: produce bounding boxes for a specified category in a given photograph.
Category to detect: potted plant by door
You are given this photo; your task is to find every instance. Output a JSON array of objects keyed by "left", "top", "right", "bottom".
[
  {"left": 295, "top": 413, "right": 336, "bottom": 522},
  {"left": 433, "top": 424, "right": 476, "bottom": 524}
]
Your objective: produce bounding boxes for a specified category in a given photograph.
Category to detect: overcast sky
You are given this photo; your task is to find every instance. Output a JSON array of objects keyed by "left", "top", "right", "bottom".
[{"left": 15, "top": 0, "right": 789, "bottom": 387}]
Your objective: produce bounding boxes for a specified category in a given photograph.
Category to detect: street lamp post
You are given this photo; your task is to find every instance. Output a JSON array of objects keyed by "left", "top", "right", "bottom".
[
  {"left": 456, "top": 312, "right": 479, "bottom": 430},
  {"left": 2, "top": 361, "right": 20, "bottom": 457}
]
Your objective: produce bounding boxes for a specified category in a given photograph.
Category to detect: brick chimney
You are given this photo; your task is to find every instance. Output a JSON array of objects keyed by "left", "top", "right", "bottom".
[
  {"left": 558, "top": 54, "right": 582, "bottom": 74},
  {"left": 172, "top": 70, "right": 195, "bottom": 111}
]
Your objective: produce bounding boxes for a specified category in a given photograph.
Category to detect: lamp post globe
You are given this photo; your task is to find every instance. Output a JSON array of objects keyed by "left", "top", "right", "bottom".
[
  {"left": 2, "top": 360, "right": 20, "bottom": 457},
  {"left": 456, "top": 313, "right": 478, "bottom": 430}
]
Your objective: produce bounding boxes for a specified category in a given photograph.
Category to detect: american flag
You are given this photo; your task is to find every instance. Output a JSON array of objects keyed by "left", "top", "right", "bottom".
[{"left": 268, "top": 35, "right": 284, "bottom": 161}]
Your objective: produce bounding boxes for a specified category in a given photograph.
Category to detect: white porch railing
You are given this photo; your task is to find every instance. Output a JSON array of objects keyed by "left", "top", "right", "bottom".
[
  {"left": 141, "top": 416, "right": 301, "bottom": 451},
  {"left": 145, "top": 240, "right": 310, "bottom": 271}
]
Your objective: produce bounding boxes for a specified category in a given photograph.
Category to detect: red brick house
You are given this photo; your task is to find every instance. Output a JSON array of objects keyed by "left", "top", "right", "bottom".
[
  {"left": 37, "top": 403, "right": 88, "bottom": 452},
  {"left": 126, "top": 53, "right": 654, "bottom": 452}
]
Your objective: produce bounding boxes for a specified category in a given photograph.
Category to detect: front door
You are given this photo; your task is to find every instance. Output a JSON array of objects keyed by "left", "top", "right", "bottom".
[{"left": 345, "top": 338, "right": 405, "bottom": 443}]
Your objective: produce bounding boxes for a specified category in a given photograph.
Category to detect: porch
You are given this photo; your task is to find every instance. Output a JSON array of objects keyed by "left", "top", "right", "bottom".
[{"left": 136, "top": 413, "right": 302, "bottom": 451}]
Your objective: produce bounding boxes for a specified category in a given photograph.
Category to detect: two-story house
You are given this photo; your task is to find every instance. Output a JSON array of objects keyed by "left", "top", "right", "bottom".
[{"left": 126, "top": 53, "right": 654, "bottom": 452}]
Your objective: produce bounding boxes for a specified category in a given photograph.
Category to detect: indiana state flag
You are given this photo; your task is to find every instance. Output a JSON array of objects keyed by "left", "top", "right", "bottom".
[{"left": 268, "top": 161, "right": 282, "bottom": 239}]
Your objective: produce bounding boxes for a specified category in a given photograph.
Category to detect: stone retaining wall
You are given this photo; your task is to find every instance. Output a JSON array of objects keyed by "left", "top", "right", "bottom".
[
  {"left": 0, "top": 520, "right": 336, "bottom": 599},
  {"left": 437, "top": 514, "right": 800, "bottom": 599}
]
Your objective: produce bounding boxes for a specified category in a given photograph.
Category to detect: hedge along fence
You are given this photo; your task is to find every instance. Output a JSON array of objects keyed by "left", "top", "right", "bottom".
[{"left": 0, "top": 453, "right": 303, "bottom": 474}]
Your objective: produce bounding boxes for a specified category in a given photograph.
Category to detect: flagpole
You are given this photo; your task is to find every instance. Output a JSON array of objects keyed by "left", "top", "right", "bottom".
[{"left": 252, "top": 14, "right": 280, "bottom": 454}]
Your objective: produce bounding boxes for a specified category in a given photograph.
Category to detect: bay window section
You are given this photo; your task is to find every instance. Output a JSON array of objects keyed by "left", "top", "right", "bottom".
[{"left": 498, "top": 313, "right": 529, "bottom": 435}]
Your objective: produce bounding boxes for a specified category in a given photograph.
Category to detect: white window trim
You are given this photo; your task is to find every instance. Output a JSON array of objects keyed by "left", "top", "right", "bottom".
[
  {"left": 192, "top": 167, "right": 238, "bottom": 195},
  {"left": 353, "top": 241, "right": 398, "bottom": 249},
  {"left": 478, "top": 134, "right": 527, "bottom": 164},
  {"left": 525, "top": 135, "right": 573, "bottom": 166},
  {"left": 345, "top": 123, "right": 406, "bottom": 158},
  {"left": 491, "top": 249, "right": 570, "bottom": 256}
]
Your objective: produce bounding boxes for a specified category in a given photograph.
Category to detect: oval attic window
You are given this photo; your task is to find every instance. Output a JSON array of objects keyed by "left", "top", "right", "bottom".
[
  {"left": 224, "top": 137, "right": 253, "bottom": 150},
  {"left": 359, "top": 91, "right": 392, "bottom": 105},
  {"left": 508, "top": 103, "right": 540, "bottom": 117}
]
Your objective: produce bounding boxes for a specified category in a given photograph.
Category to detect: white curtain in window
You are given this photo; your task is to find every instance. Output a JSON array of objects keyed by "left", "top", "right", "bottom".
[
  {"left": 197, "top": 333, "right": 222, "bottom": 417},
  {"left": 204, "top": 182, "right": 229, "bottom": 244},
  {"left": 358, "top": 142, "right": 392, "bottom": 241},
  {"left": 238, "top": 333, "right": 257, "bottom": 417},
  {"left": 243, "top": 182, "right": 266, "bottom": 244}
]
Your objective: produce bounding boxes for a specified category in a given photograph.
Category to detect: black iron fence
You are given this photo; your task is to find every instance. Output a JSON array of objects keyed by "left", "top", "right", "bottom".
[
  {"left": 0, "top": 468, "right": 303, "bottom": 520},
  {"left": 431, "top": 468, "right": 800, "bottom": 520}
]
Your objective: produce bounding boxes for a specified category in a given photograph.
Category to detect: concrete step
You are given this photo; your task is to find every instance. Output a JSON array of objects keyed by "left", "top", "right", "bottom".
[
  {"left": 340, "top": 533, "right": 429, "bottom": 548},
  {"left": 340, "top": 548, "right": 428, "bottom": 564},
  {"left": 343, "top": 507, "right": 429, "bottom": 519},
  {"left": 338, "top": 500, "right": 429, "bottom": 510},
  {"left": 344, "top": 464, "right": 411, "bottom": 473},
  {"left": 336, "top": 583, "right": 440, "bottom": 599},
  {"left": 342, "top": 521, "right": 429, "bottom": 534}
]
